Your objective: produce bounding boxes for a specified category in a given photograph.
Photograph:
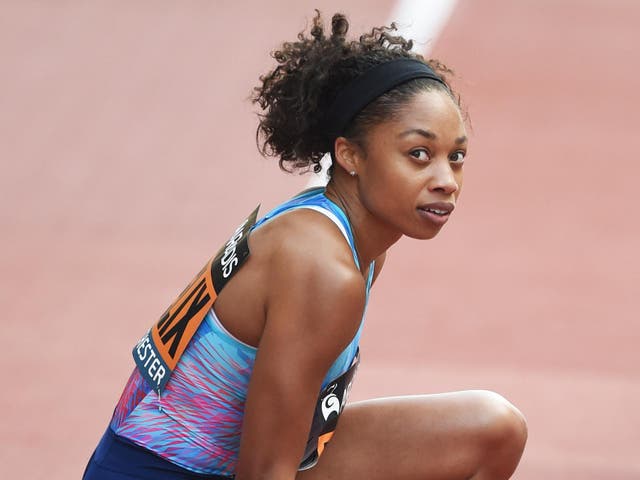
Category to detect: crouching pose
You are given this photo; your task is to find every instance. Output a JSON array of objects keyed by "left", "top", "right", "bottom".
[{"left": 83, "top": 11, "right": 527, "bottom": 480}]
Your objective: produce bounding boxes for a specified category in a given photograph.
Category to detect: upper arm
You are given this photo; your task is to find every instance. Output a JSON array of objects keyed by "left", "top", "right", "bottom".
[{"left": 234, "top": 226, "right": 365, "bottom": 480}]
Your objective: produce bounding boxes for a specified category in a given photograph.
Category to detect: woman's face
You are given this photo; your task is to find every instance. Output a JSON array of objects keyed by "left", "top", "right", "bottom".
[{"left": 356, "top": 88, "right": 467, "bottom": 240}]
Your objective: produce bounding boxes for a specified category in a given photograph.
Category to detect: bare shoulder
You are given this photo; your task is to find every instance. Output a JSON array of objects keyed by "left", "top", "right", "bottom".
[
  {"left": 254, "top": 208, "right": 366, "bottom": 356},
  {"left": 214, "top": 206, "right": 366, "bottom": 350},
  {"left": 262, "top": 207, "right": 366, "bottom": 305},
  {"left": 252, "top": 207, "right": 362, "bottom": 284}
]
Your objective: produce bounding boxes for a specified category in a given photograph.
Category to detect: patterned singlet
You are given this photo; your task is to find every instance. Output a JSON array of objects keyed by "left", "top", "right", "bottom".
[{"left": 109, "top": 188, "right": 375, "bottom": 476}]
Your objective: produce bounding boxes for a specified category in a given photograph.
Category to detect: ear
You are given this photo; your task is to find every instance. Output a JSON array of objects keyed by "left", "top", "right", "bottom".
[{"left": 332, "top": 137, "right": 363, "bottom": 175}]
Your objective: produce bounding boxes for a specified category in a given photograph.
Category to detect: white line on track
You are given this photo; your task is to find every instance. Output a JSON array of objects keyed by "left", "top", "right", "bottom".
[
  {"left": 388, "top": 0, "right": 459, "bottom": 53},
  {"left": 305, "top": 0, "right": 459, "bottom": 188}
]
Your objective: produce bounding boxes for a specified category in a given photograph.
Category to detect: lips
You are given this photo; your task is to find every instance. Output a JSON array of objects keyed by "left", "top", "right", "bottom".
[
  {"left": 417, "top": 201, "right": 455, "bottom": 226},
  {"left": 418, "top": 201, "right": 455, "bottom": 215}
]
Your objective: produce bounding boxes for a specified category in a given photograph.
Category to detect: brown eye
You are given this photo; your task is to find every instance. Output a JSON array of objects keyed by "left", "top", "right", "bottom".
[
  {"left": 409, "top": 149, "right": 430, "bottom": 162},
  {"left": 450, "top": 151, "right": 465, "bottom": 164}
]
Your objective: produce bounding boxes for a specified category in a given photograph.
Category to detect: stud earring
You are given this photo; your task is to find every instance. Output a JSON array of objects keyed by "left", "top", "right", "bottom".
[{"left": 349, "top": 171, "right": 356, "bottom": 177}]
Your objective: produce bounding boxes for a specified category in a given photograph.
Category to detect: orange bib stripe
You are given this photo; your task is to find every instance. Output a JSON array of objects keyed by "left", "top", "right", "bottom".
[{"left": 133, "top": 206, "right": 259, "bottom": 392}]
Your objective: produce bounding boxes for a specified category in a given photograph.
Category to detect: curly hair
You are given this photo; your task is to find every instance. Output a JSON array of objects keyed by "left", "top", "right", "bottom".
[{"left": 252, "top": 10, "right": 459, "bottom": 174}]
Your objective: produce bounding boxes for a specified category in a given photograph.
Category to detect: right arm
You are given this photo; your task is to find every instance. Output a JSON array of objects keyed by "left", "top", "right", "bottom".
[{"left": 234, "top": 226, "right": 366, "bottom": 480}]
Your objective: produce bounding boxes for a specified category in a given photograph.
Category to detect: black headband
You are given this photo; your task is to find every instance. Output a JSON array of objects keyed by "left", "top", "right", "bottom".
[{"left": 324, "top": 59, "right": 447, "bottom": 138}]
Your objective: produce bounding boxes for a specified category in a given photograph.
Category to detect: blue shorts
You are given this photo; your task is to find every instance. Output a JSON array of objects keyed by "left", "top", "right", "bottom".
[{"left": 83, "top": 428, "right": 232, "bottom": 480}]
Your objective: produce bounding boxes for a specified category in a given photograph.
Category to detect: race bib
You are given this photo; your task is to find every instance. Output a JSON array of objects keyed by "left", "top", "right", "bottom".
[
  {"left": 132, "top": 206, "right": 259, "bottom": 392},
  {"left": 299, "top": 350, "right": 360, "bottom": 470}
]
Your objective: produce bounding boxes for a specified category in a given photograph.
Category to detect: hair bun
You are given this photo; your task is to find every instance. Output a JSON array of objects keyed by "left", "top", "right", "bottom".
[{"left": 252, "top": 10, "right": 457, "bottom": 175}]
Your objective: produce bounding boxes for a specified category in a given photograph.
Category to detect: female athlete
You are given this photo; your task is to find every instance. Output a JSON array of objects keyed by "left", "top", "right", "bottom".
[{"left": 83, "top": 11, "right": 527, "bottom": 480}]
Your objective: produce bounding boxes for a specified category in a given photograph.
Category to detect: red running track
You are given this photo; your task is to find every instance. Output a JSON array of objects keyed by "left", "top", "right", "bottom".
[{"left": 1, "top": 1, "right": 638, "bottom": 479}]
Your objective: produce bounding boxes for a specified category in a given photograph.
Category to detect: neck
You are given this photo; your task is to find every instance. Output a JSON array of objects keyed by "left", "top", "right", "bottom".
[{"left": 324, "top": 175, "right": 402, "bottom": 269}]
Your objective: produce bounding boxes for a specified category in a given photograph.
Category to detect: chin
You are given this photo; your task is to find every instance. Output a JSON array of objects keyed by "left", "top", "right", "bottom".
[{"left": 405, "top": 227, "right": 443, "bottom": 240}]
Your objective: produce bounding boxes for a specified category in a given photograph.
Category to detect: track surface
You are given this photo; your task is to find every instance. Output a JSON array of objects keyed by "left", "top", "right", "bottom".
[{"left": 1, "top": 1, "right": 638, "bottom": 479}]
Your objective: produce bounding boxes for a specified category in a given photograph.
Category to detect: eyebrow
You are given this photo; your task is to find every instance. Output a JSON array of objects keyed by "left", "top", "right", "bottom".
[
  {"left": 398, "top": 128, "right": 468, "bottom": 145},
  {"left": 398, "top": 128, "right": 436, "bottom": 140}
]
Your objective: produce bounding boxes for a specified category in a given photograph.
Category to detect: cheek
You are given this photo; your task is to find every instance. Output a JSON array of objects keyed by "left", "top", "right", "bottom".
[
  {"left": 357, "top": 159, "right": 387, "bottom": 198},
  {"left": 359, "top": 157, "right": 420, "bottom": 210}
]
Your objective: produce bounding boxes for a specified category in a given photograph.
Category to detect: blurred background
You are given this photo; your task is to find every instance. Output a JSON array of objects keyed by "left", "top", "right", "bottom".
[{"left": 1, "top": 1, "right": 638, "bottom": 478}]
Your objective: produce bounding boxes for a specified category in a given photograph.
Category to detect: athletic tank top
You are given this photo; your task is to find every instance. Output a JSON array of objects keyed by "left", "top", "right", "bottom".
[{"left": 109, "top": 188, "right": 375, "bottom": 476}]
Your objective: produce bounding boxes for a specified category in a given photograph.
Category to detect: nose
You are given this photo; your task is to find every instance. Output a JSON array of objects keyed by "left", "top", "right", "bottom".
[{"left": 428, "top": 159, "right": 459, "bottom": 195}]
